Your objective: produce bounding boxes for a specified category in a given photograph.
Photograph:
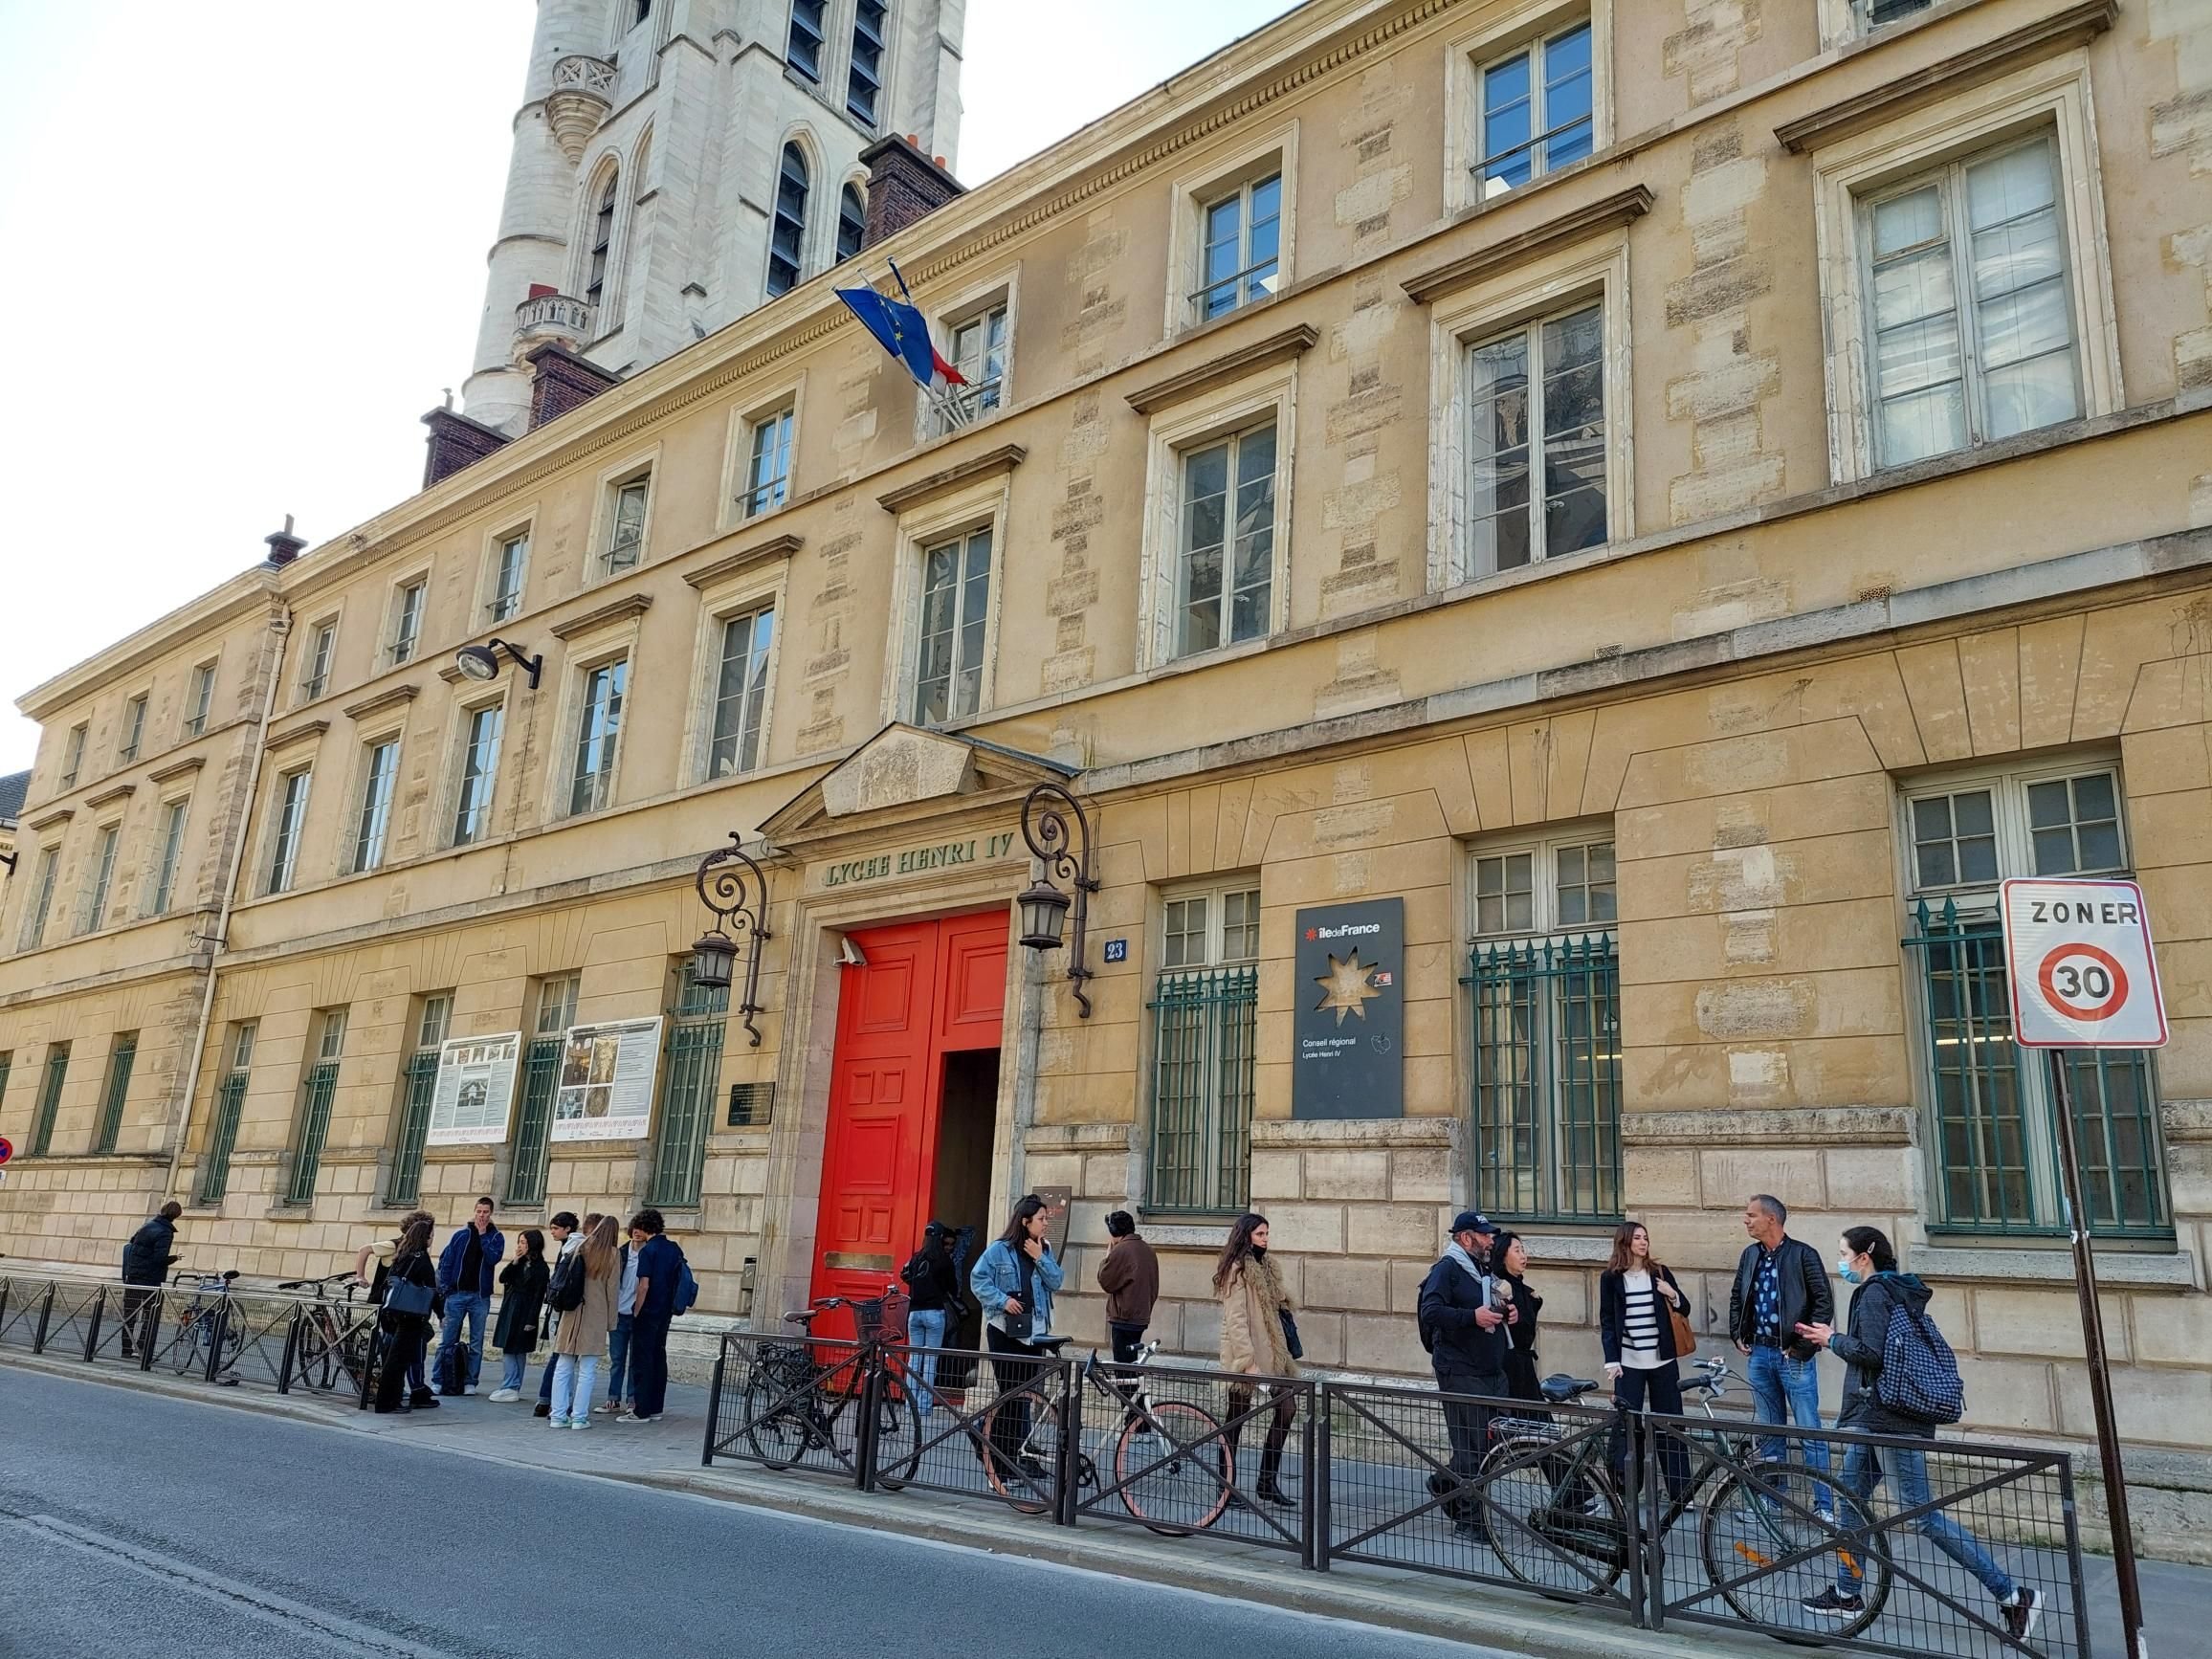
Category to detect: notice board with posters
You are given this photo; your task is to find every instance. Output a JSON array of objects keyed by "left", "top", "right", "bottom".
[
  {"left": 549, "top": 1016, "right": 665, "bottom": 1141},
  {"left": 1292, "top": 897, "right": 1405, "bottom": 1119},
  {"left": 425, "top": 1030, "right": 522, "bottom": 1146}
]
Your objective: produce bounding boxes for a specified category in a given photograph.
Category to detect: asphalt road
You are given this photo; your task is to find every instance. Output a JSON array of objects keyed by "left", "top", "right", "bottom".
[{"left": 0, "top": 1367, "right": 1493, "bottom": 1659}]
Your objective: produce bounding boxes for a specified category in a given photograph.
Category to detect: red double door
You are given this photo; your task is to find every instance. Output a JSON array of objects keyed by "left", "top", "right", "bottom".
[{"left": 808, "top": 910, "right": 1007, "bottom": 1318}]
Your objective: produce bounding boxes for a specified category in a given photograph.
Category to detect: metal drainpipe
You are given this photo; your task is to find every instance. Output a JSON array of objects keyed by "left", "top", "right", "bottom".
[{"left": 163, "top": 602, "right": 292, "bottom": 1200}]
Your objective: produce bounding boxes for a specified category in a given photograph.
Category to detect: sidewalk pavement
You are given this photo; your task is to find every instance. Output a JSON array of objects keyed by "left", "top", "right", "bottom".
[{"left": 11, "top": 1348, "right": 2206, "bottom": 1657}]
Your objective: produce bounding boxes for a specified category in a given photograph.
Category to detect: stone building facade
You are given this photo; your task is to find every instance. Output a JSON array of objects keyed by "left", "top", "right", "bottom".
[{"left": 6, "top": 0, "right": 2212, "bottom": 1547}]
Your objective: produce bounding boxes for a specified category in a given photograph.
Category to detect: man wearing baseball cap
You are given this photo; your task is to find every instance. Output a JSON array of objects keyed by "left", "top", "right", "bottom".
[{"left": 1417, "top": 1210, "right": 1515, "bottom": 1537}]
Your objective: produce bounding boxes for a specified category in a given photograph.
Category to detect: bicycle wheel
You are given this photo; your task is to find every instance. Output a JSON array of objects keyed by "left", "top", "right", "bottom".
[
  {"left": 742, "top": 1372, "right": 810, "bottom": 1471},
  {"left": 1480, "top": 1437, "right": 1628, "bottom": 1596},
  {"left": 172, "top": 1314, "right": 205, "bottom": 1377},
  {"left": 981, "top": 1394, "right": 1063, "bottom": 1515},
  {"left": 1116, "top": 1401, "right": 1229, "bottom": 1536},
  {"left": 295, "top": 1319, "right": 337, "bottom": 1391},
  {"left": 870, "top": 1383, "right": 923, "bottom": 1491},
  {"left": 1699, "top": 1460, "right": 1891, "bottom": 1642}
]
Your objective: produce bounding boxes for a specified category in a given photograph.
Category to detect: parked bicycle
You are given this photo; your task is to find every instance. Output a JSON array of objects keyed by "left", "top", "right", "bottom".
[
  {"left": 276, "top": 1270, "right": 373, "bottom": 1395},
  {"left": 976, "top": 1336, "right": 1234, "bottom": 1535},
  {"left": 166, "top": 1268, "right": 243, "bottom": 1383},
  {"left": 1476, "top": 1356, "right": 1891, "bottom": 1638},
  {"left": 745, "top": 1290, "right": 921, "bottom": 1485}
]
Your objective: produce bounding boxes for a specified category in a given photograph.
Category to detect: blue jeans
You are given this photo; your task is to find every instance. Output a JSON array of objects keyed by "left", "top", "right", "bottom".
[
  {"left": 1835, "top": 1439, "right": 2014, "bottom": 1601},
  {"left": 906, "top": 1308, "right": 948, "bottom": 1412},
  {"left": 606, "top": 1313, "right": 635, "bottom": 1408},
  {"left": 1748, "top": 1344, "right": 1831, "bottom": 1498},
  {"left": 500, "top": 1350, "right": 528, "bottom": 1392},
  {"left": 551, "top": 1353, "right": 599, "bottom": 1423},
  {"left": 436, "top": 1291, "right": 490, "bottom": 1387}
]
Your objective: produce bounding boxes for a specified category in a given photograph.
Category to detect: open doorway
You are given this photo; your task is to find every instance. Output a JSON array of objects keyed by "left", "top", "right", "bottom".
[{"left": 931, "top": 1047, "right": 999, "bottom": 1383}]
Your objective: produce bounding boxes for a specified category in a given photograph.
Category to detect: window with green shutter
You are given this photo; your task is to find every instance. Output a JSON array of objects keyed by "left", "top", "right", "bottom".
[{"left": 93, "top": 1031, "right": 138, "bottom": 1154}]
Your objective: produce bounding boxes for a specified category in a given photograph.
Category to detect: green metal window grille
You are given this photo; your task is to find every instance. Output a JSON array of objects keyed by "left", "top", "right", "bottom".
[
  {"left": 1146, "top": 965, "right": 1259, "bottom": 1214},
  {"left": 31, "top": 1044, "right": 70, "bottom": 1156},
  {"left": 382, "top": 1052, "right": 439, "bottom": 1208},
  {"left": 649, "top": 969, "right": 729, "bottom": 1208},
  {"left": 0, "top": 1052, "right": 12, "bottom": 1116},
  {"left": 93, "top": 1032, "right": 138, "bottom": 1155},
  {"left": 286, "top": 1052, "right": 342, "bottom": 1206},
  {"left": 1907, "top": 899, "right": 2170, "bottom": 1237},
  {"left": 198, "top": 1070, "right": 250, "bottom": 1206},
  {"left": 1464, "top": 933, "right": 1622, "bottom": 1224},
  {"left": 504, "top": 1038, "right": 564, "bottom": 1207}
]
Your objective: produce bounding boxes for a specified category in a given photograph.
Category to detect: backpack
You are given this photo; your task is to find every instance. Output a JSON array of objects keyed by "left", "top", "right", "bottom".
[
  {"left": 1877, "top": 1294, "right": 1965, "bottom": 1425},
  {"left": 545, "top": 1250, "right": 586, "bottom": 1314},
  {"left": 674, "top": 1257, "right": 699, "bottom": 1316}
]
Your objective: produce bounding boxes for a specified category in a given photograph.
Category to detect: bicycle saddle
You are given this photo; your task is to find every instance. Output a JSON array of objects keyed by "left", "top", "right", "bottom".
[
  {"left": 783, "top": 1309, "right": 822, "bottom": 1325},
  {"left": 1028, "top": 1335, "right": 1073, "bottom": 1353},
  {"left": 220, "top": 1270, "right": 241, "bottom": 1281},
  {"left": 1540, "top": 1373, "right": 1601, "bottom": 1403}
]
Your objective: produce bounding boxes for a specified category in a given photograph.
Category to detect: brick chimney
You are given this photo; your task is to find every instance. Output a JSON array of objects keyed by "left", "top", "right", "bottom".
[
  {"left": 525, "top": 342, "right": 623, "bottom": 431},
  {"left": 859, "top": 134, "right": 965, "bottom": 250},
  {"left": 262, "top": 515, "right": 306, "bottom": 568},
  {"left": 421, "top": 402, "right": 513, "bottom": 488}
]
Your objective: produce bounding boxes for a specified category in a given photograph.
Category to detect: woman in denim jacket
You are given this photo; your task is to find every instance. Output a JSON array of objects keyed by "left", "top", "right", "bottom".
[{"left": 969, "top": 1194, "right": 1064, "bottom": 1477}]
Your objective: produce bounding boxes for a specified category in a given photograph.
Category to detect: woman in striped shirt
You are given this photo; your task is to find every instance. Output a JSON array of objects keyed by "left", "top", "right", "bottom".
[{"left": 1599, "top": 1220, "right": 1691, "bottom": 1504}]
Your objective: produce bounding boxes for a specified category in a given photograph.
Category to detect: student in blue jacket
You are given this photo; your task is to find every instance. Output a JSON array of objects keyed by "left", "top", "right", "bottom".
[{"left": 969, "top": 1194, "right": 1063, "bottom": 1476}]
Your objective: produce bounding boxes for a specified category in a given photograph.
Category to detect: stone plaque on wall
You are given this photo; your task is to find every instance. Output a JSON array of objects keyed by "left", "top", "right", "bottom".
[{"left": 1292, "top": 897, "right": 1405, "bottom": 1119}]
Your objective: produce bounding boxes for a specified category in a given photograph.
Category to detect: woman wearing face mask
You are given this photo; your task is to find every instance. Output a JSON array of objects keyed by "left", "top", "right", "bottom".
[{"left": 1795, "top": 1228, "right": 2041, "bottom": 1638}]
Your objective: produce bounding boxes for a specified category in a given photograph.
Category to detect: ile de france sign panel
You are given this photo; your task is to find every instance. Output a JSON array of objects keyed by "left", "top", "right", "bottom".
[{"left": 1292, "top": 897, "right": 1405, "bottom": 1119}]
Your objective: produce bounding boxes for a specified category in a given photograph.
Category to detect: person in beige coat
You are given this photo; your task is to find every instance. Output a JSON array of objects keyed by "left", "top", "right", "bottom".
[
  {"left": 1215, "top": 1211, "right": 1297, "bottom": 1510},
  {"left": 549, "top": 1215, "right": 620, "bottom": 1429}
]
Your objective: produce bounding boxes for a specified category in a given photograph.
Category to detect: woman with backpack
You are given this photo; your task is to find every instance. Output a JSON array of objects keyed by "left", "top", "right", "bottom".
[
  {"left": 371, "top": 1219, "right": 438, "bottom": 1414},
  {"left": 899, "top": 1221, "right": 961, "bottom": 1417},
  {"left": 489, "top": 1228, "right": 549, "bottom": 1402},
  {"left": 1795, "top": 1226, "right": 2041, "bottom": 1639},
  {"left": 547, "top": 1215, "right": 620, "bottom": 1429}
]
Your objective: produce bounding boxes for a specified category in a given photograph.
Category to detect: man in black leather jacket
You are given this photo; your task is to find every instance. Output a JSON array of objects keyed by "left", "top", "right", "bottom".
[
  {"left": 118, "top": 1201, "right": 183, "bottom": 1359},
  {"left": 1727, "top": 1194, "right": 1834, "bottom": 1498}
]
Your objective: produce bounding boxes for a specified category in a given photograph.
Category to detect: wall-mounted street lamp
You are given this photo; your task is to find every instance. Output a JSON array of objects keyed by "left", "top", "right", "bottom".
[
  {"left": 692, "top": 831, "right": 772, "bottom": 1047},
  {"left": 454, "top": 638, "right": 544, "bottom": 689},
  {"left": 1017, "top": 781, "right": 1099, "bottom": 1019}
]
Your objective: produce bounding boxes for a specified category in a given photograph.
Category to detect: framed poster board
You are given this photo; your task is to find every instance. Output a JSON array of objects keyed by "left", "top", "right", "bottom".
[
  {"left": 549, "top": 1016, "right": 665, "bottom": 1141},
  {"left": 426, "top": 1030, "right": 522, "bottom": 1146},
  {"left": 1292, "top": 896, "right": 1405, "bottom": 1118}
]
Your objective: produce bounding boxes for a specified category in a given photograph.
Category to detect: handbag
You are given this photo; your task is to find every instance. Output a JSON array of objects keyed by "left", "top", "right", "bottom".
[
  {"left": 1277, "top": 1306, "right": 1304, "bottom": 1362},
  {"left": 384, "top": 1272, "right": 433, "bottom": 1320},
  {"left": 1661, "top": 1272, "right": 1697, "bottom": 1358}
]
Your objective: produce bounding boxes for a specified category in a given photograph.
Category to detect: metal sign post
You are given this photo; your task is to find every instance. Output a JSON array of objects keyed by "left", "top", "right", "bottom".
[{"left": 2001, "top": 877, "right": 2164, "bottom": 1659}]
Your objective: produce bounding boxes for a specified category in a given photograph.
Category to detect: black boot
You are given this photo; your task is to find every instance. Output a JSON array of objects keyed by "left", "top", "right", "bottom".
[{"left": 1255, "top": 1435, "right": 1294, "bottom": 1507}]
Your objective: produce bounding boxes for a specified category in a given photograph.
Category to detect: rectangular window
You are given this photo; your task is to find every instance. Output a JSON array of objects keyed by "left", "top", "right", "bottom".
[
  {"left": 268, "top": 768, "right": 312, "bottom": 893},
  {"left": 352, "top": 740, "right": 400, "bottom": 874},
  {"left": 1194, "top": 172, "right": 1282, "bottom": 322},
  {"left": 1175, "top": 420, "right": 1276, "bottom": 658},
  {"left": 506, "top": 983, "right": 572, "bottom": 1209},
  {"left": 148, "top": 798, "right": 189, "bottom": 916},
  {"left": 60, "top": 723, "right": 86, "bottom": 789},
  {"left": 1902, "top": 763, "right": 2166, "bottom": 1238},
  {"left": 932, "top": 304, "right": 1008, "bottom": 433},
  {"left": 300, "top": 621, "right": 336, "bottom": 699},
  {"left": 1476, "top": 19, "right": 1594, "bottom": 199},
  {"left": 94, "top": 1030, "right": 139, "bottom": 1155},
  {"left": 285, "top": 1009, "right": 347, "bottom": 1206},
  {"left": 1147, "top": 883, "right": 1260, "bottom": 1214},
  {"left": 741, "top": 407, "right": 795, "bottom": 518},
  {"left": 119, "top": 695, "right": 147, "bottom": 763},
  {"left": 185, "top": 661, "right": 217, "bottom": 738},
  {"left": 914, "top": 527, "right": 991, "bottom": 724},
  {"left": 650, "top": 962, "right": 729, "bottom": 1208},
  {"left": 197, "top": 1021, "right": 257, "bottom": 1206},
  {"left": 78, "top": 824, "right": 121, "bottom": 935},
  {"left": 31, "top": 1041, "right": 71, "bottom": 1156},
  {"left": 1466, "top": 833, "right": 1622, "bottom": 1224},
  {"left": 847, "top": 0, "right": 887, "bottom": 124},
  {"left": 453, "top": 703, "right": 504, "bottom": 845},
  {"left": 709, "top": 608, "right": 775, "bottom": 777},
  {"left": 489, "top": 532, "right": 529, "bottom": 624},
  {"left": 1865, "top": 0, "right": 1932, "bottom": 26},
  {"left": 390, "top": 581, "right": 426, "bottom": 665},
  {"left": 787, "top": 0, "right": 824, "bottom": 80},
  {"left": 569, "top": 660, "right": 628, "bottom": 814},
  {"left": 0, "top": 1052, "right": 11, "bottom": 1117},
  {"left": 605, "top": 477, "right": 650, "bottom": 571},
  {"left": 383, "top": 992, "right": 452, "bottom": 1207},
  {"left": 17, "top": 845, "right": 58, "bottom": 950},
  {"left": 1863, "top": 134, "right": 2081, "bottom": 470},
  {"left": 1468, "top": 301, "right": 1606, "bottom": 575}
]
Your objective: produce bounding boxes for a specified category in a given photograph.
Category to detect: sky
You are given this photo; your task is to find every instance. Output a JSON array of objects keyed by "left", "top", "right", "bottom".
[{"left": 0, "top": 0, "right": 1299, "bottom": 776}]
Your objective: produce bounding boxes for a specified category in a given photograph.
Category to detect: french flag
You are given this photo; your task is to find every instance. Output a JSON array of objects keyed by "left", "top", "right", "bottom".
[{"left": 834, "top": 259, "right": 968, "bottom": 397}]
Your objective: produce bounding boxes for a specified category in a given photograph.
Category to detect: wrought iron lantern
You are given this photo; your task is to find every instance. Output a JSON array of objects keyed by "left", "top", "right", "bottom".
[
  {"left": 1018, "top": 782, "right": 1099, "bottom": 1018},
  {"left": 693, "top": 832, "right": 772, "bottom": 1046}
]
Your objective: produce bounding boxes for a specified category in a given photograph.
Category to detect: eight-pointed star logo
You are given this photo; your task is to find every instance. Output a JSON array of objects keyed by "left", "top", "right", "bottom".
[{"left": 1315, "top": 948, "right": 1383, "bottom": 1026}]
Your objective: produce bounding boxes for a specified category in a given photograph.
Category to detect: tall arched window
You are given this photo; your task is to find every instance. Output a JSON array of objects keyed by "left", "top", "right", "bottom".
[
  {"left": 836, "top": 183, "right": 866, "bottom": 263},
  {"left": 585, "top": 170, "right": 619, "bottom": 311},
  {"left": 766, "top": 144, "right": 809, "bottom": 297}
]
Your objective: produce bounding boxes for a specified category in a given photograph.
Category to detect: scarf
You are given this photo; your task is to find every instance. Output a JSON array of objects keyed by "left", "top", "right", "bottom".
[{"left": 1446, "top": 1241, "right": 1490, "bottom": 1287}]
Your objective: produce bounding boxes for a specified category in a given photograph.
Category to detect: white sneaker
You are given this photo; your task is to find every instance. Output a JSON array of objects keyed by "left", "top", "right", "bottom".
[
  {"left": 617, "top": 1411, "right": 660, "bottom": 1424},
  {"left": 594, "top": 1401, "right": 621, "bottom": 1415},
  {"left": 571, "top": 1416, "right": 591, "bottom": 1431},
  {"left": 461, "top": 1384, "right": 475, "bottom": 1396},
  {"left": 549, "top": 1414, "right": 571, "bottom": 1427},
  {"left": 488, "top": 1388, "right": 520, "bottom": 1404}
]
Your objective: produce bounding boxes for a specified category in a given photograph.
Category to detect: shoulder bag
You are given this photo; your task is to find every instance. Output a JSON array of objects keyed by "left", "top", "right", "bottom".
[
  {"left": 384, "top": 1262, "right": 433, "bottom": 1320},
  {"left": 1657, "top": 1267, "right": 1697, "bottom": 1358}
]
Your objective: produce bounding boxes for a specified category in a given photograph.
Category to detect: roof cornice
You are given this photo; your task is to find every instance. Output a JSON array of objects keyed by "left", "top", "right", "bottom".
[{"left": 18, "top": 571, "right": 281, "bottom": 721}]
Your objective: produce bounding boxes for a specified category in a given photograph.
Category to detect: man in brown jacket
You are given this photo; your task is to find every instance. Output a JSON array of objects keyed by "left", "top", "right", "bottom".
[{"left": 1096, "top": 1210, "right": 1161, "bottom": 1369}]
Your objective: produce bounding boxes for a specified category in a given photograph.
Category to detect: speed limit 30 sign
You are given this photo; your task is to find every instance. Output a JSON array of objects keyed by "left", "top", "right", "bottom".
[{"left": 2000, "top": 877, "right": 2169, "bottom": 1049}]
